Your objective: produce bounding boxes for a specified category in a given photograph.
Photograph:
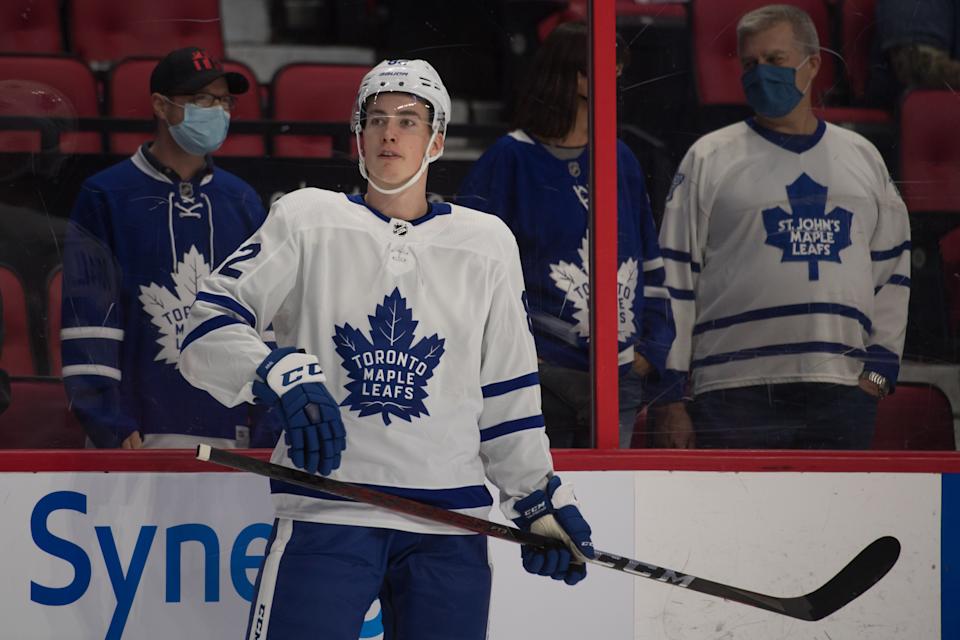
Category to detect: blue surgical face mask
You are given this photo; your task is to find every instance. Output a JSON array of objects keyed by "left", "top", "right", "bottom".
[
  {"left": 741, "top": 56, "right": 810, "bottom": 118},
  {"left": 166, "top": 102, "right": 230, "bottom": 156}
]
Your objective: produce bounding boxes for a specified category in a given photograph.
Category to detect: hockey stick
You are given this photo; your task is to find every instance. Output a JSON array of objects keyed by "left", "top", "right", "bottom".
[{"left": 196, "top": 445, "right": 900, "bottom": 621}]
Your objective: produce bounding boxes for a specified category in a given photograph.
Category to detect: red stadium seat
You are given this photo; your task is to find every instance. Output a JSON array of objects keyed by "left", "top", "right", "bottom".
[
  {"left": 0, "top": 55, "right": 101, "bottom": 153},
  {"left": 873, "top": 384, "right": 956, "bottom": 450},
  {"left": 0, "top": 0, "right": 62, "bottom": 53},
  {"left": 108, "top": 57, "right": 264, "bottom": 157},
  {"left": 899, "top": 90, "right": 960, "bottom": 213},
  {"left": 840, "top": 0, "right": 876, "bottom": 103},
  {"left": 0, "top": 378, "right": 84, "bottom": 448},
  {"left": 69, "top": 0, "right": 224, "bottom": 66},
  {"left": 47, "top": 268, "right": 61, "bottom": 377},
  {"left": 272, "top": 64, "right": 370, "bottom": 158},
  {"left": 0, "top": 266, "right": 36, "bottom": 376},
  {"left": 538, "top": 0, "right": 686, "bottom": 41}
]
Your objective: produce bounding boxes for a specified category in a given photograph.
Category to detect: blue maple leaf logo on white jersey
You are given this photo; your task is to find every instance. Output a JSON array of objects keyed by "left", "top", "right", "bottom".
[
  {"left": 762, "top": 173, "right": 853, "bottom": 281},
  {"left": 333, "top": 288, "right": 445, "bottom": 425}
]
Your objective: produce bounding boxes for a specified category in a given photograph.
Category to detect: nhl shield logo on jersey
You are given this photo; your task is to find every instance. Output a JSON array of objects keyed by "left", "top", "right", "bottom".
[
  {"left": 762, "top": 173, "right": 853, "bottom": 281},
  {"left": 333, "top": 288, "right": 445, "bottom": 425}
]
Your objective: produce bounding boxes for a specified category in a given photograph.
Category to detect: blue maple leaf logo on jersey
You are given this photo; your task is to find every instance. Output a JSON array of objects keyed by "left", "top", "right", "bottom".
[
  {"left": 333, "top": 288, "right": 445, "bottom": 425},
  {"left": 761, "top": 173, "right": 853, "bottom": 281}
]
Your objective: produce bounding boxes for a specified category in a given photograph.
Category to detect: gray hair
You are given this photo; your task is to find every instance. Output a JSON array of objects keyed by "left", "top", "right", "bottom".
[{"left": 736, "top": 4, "right": 820, "bottom": 58}]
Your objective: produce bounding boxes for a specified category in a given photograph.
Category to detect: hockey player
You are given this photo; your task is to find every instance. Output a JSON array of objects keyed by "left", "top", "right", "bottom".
[
  {"left": 61, "top": 47, "right": 278, "bottom": 449},
  {"left": 458, "top": 22, "right": 675, "bottom": 448},
  {"left": 653, "top": 5, "right": 910, "bottom": 449},
  {"left": 179, "top": 59, "right": 594, "bottom": 639}
]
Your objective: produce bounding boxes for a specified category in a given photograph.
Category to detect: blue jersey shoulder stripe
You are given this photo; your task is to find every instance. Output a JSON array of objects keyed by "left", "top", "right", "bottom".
[
  {"left": 871, "top": 241, "right": 911, "bottom": 261},
  {"left": 269, "top": 479, "right": 494, "bottom": 510},
  {"left": 195, "top": 291, "right": 256, "bottom": 327},
  {"left": 693, "top": 303, "right": 872, "bottom": 336},
  {"left": 180, "top": 316, "right": 245, "bottom": 353},
  {"left": 660, "top": 248, "right": 702, "bottom": 273},
  {"left": 481, "top": 372, "right": 540, "bottom": 398},
  {"left": 480, "top": 415, "right": 545, "bottom": 442},
  {"left": 691, "top": 341, "right": 866, "bottom": 369}
]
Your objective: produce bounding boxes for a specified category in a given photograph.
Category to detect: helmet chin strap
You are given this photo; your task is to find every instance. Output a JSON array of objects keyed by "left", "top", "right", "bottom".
[{"left": 356, "top": 127, "right": 443, "bottom": 195}]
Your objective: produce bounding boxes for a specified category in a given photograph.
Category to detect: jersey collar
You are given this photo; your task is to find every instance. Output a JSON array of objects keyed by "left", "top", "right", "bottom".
[
  {"left": 745, "top": 117, "right": 826, "bottom": 154},
  {"left": 347, "top": 194, "right": 452, "bottom": 226},
  {"left": 138, "top": 142, "right": 215, "bottom": 184}
]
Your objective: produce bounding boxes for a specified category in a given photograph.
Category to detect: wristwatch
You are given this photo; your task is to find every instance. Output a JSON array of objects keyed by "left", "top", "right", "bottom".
[{"left": 860, "top": 371, "right": 889, "bottom": 398}]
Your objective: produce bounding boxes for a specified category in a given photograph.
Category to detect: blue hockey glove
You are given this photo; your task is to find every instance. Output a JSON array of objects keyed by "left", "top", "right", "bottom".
[
  {"left": 252, "top": 347, "right": 346, "bottom": 475},
  {"left": 513, "top": 476, "right": 594, "bottom": 585}
]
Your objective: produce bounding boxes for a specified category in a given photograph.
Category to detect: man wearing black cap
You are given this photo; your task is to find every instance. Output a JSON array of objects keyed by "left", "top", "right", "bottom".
[{"left": 60, "top": 47, "right": 278, "bottom": 450}]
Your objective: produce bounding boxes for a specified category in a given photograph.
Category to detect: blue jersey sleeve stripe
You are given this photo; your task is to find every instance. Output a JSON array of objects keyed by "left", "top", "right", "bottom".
[
  {"left": 480, "top": 415, "right": 545, "bottom": 442},
  {"left": 661, "top": 248, "right": 701, "bottom": 273},
  {"left": 871, "top": 241, "right": 911, "bottom": 261},
  {"left": 62, "top": 338, "right": 121, "bottom": 368},
  {"left": 886, "top": 275, "right": 911, "bottom": 288},
  {"left": 269, "top": 480, "right": 494, "bottom": 510},
  {"left": 180, "top": 316, "right": 245, "bottom": 353},
  {"left": 195, "top": 291, "right": 256, "bottom": 327},
  {"left": 692, "top": 341, "right": 867, "bottom": 368},
  {"left": 481, "top": 372, "right": 540, "bottom": 398},
  {"left": 693, "top": 303, "right": 872, "bottom": 336},
  {"left": 667, "top": 287, "right": 696, "bottom": 300}
]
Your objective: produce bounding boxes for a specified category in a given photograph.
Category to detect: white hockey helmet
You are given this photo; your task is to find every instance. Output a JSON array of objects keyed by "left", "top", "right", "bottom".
[
  {"left": 352, "top": 59, "right": 451, "bottom": 135},
  {"left": 353, "top": 59, "right": 452, "bottom": 195}
]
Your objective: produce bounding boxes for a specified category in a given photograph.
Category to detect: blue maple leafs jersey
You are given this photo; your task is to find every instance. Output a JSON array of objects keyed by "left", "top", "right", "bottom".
[
  {"left": 654, "top": 119, "right": 910, "bottom": 402},
  {"left": 179, "top": 189, "right": 553, "bottom": 534},
  {"left": 457, "top": 131, "right": 675, "bottom": 374},
  {"left": 61, "top": 146, "right": 275, "bottom": 448}
]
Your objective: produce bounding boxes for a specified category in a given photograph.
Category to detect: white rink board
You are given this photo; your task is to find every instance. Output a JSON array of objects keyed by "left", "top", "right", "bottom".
[{"left": 0, "top": 470, "right": 940, "bottom": 639}]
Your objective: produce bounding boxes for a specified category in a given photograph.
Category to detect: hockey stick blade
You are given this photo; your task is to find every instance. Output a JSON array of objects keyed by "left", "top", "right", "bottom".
[{"left": 196, "top": 445, "right": 900, "bottom": 621}]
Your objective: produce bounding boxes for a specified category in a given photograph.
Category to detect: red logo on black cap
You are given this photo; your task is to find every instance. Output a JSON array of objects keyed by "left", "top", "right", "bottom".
[{"left": 192, "top": 49, "right": 214, "bottom": 71}]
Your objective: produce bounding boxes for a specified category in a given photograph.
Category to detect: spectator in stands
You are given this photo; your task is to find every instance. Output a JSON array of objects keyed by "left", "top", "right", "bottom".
[
  {"left": 652, "top": 5, "right": 910, "bottom": 449},
  {"left": 868, "top": 0, "right": 960, "bottom": 108},
  {"left": 458, "top": 22, "right": 675, "bottom": 448},
  {"left": 61, "top": 47, "right": 278, "bottom": 449}
]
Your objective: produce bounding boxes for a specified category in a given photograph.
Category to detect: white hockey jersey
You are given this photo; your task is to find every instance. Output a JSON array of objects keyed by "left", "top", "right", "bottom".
[
  {"left": 654, "top": 119, "right": 910, "bottom": 402},
  {"left": 179, "top": 189, "right": 553, "bottom": 534}
]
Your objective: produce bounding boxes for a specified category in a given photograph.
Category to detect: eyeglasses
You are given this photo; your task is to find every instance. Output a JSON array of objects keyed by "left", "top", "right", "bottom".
[{"left": 173, "top": 92, "right": 238, "bottom": 110}]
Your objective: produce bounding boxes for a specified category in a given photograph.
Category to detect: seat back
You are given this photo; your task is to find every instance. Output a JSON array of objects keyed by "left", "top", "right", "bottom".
[
  {"left": 874, "top": 384, "right": 956, "bottom": 450},
  {"left": 272, "top": 64, "right": 370, "bottom": 158},
  {"left": 0, "top": 378, "right": 85, "bottom": 448},
  {"left": 691, "top": 0, "right": 836, "bottom": 107},
  {"left": 47, "top": 268, "right": 62, "bottom": 377},
  {"left": 70, "top": 0, "right": 224, "bottom": 66},
  {"left": 0, "top": 266, "right": 35, "bottom": 376},
  {"left": 900, "top": 90, "right": 960, "bottom": 213},
  {"left": 0, "top": 55, "right": 101, "bottom": 153},
  {"left": 108, "top": 57, "right": 264, "bottom": 156},
  {"left": 840, "top": 0, "right": 876, "bottom": 102},
  {"left": 0, "top": 0, "right": 62, "bottom": 53}
]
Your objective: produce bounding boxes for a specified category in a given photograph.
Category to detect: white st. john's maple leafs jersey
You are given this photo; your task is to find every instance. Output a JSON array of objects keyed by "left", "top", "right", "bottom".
[
  {"left": 652, "top": 119, "right": 910, "bottom": 402},
  {"left": 179, "top": 188, "right": 553, "bottom": 533}
]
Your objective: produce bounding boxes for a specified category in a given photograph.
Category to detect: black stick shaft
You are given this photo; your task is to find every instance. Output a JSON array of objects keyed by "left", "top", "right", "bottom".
[{"left": 196, "top": 446, "right": 899, "bottom": 621}]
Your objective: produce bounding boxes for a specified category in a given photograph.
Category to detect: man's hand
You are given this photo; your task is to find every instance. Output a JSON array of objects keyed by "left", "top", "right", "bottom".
[
  {"left": 513, "top": 476, "right": 594, "bottom": 586},
  {"left": 632, "top": 353, "right": 653, "bottom": 376},
  {"left": 120, "top": 431, "right": 143, "bottom": 449},
  {"left": 858, "top": 377, "right": 883, "bottom": 398},
  {"left": 253, "top": 347, "right": 346, "bottom": 475},
  {"left": 652, "top": 402, "right": 695, "bottom": 448}
]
